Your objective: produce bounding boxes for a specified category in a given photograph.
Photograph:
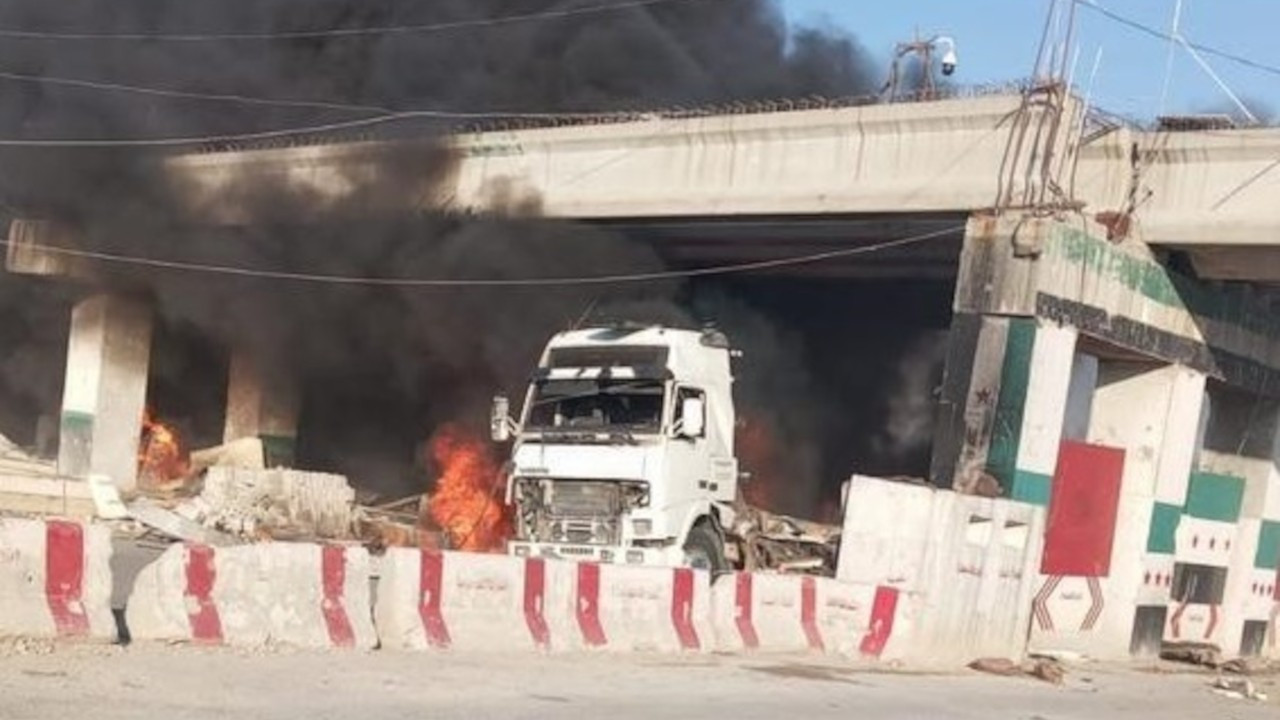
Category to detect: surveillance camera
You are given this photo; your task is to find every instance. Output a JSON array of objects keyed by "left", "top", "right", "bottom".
[{"left": 941, "top": 49, "right": 958, "bottom": 76}]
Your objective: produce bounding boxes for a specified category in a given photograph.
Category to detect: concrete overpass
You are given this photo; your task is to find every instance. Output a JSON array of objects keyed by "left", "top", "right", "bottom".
[{"left": 163, "top": 92, "right": 1280, "bottom": 283}]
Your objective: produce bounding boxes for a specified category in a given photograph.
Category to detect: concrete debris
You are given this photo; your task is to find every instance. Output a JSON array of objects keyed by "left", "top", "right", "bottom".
[
  {"left": 968, "top": 657, "right": 1065, "bottom": 685},
  {"left": 88, "top": 474, "right": 128, "bottom": 520},
  {"left": 967, "top": 657, "right": 1021, "bottom": 676},
  {"left": 167, "top": 467, "right": 355, "bottom": 541},
  {"left": 1219, "top": 657, "right": 1274, "bottom": 676},
  {"left": 728, "top": 502, "right": 840, "bottom": 574},
  {"left": 1161, "top": 642, "right": 1222, "bottom": 668},
  {"left": 1210, "top": 677, "right": 1268, "bottom": 702},
  {"left": 128, "top": 498, "right": 238, "bottom": 546},
  {"left": 1028, "top": 658, "right": 1066, "bottom": 685},
  {"left": 187, "top": 438, "right": 266, "bottom": 475}
]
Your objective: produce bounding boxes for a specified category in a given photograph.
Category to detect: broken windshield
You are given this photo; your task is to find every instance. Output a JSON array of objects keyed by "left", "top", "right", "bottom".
[{"left": 526, "top": 378, "right": 665, "bottom": 432}]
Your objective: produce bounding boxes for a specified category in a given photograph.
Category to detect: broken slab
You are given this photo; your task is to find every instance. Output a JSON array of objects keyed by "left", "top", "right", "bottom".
[
  {"left": 174, "top": 467, "right": 356, "bottom": 541},
  {"left": 0, "top": 474, "right": 96, "bottom": 517}
]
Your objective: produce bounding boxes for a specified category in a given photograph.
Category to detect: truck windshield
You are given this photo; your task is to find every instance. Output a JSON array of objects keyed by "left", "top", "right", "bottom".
[{"left": 527, "top": 378, "right": 665, "bottom": 431}]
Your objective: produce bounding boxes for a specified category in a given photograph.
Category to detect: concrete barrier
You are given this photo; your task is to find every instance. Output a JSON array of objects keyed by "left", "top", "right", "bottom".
[
  {"left": 0, "top": 517, "right": 115, "bottom": 641},
  {"left": 126, "top": 542, "right": 374, "bottom": 649},
  {"left": 375, "top": 550, "right": 710, "bottom": 653},
  {"left": 572, "top": 562, "right": 710, "bottom": 653},
  {"left": 710, "top": 572, "right": 907, "bottom": 659},
  {"left": 375, "top": 549, "right": 576, "bottom": 652},
  {"left": 838, "top": 475, "right": 1045, "bottom": 666}
]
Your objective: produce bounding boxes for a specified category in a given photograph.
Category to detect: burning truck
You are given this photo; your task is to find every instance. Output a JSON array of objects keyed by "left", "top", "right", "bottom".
[{"left": 490, "top": 324, "right": 838, "bottom": 573}]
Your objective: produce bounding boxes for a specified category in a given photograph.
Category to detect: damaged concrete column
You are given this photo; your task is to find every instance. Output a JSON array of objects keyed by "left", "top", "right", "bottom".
[
  {"left": 58, "top": 294, "right": 153, "bottom": 491},
  {"left": 1195, "top": 389, "right": 1280, "bottom": 658},
  {"left": 929, "top": 312, "right": 1092, "bottom": 499},
  {"left": 1085, "top": 363, "right": 1207, "bottom": 657},
  {"left": 223, "top": 349, "right": 299, "bottom": 467}
]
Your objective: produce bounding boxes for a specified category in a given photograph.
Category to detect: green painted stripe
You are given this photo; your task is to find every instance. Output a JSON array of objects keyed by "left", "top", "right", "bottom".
[
  {"left": 60, "top": 410, "right": 94, "bottom": 430},
  {"left": 986, "top": 319, "right": 1036, "bottom": 491},
  {"left": 1010, "top": 470, "right": 1052, "bottom": 507},
  {"left": 1147, "top": 502, "right": 1181, "bottom": 554},
  {"left": 1184, "top": 471, "right": 1245, "bottom": 523},
  {"left": 1256, "top": 520, "right": 1280, "bottom": 570},
  {"left": 1051, "top": 227, "right": 1280, "bottom": 339},
  {"left": 261, "top": 434, "right": 297, "bottom": 468}
]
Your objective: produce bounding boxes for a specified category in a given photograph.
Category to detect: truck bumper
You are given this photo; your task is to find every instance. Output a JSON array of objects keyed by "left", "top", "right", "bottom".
[{"left": 508, "top": 541, "right": 681, "bottom": 567}]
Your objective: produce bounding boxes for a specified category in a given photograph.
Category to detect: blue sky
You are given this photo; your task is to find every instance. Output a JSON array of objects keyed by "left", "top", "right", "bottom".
[{"left": 781, "top": 0, "right": 1279, "bottom": 120}]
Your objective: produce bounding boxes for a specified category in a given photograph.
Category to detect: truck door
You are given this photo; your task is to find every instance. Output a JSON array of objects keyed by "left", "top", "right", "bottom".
[{"left": 668, "top": 386, "right": 713, "bottom": 515}]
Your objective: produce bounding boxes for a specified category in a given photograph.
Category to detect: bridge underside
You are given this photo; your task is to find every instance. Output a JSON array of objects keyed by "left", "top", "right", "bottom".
[{"left": 597, "top": 212, "right": 966, "bottom": 280}]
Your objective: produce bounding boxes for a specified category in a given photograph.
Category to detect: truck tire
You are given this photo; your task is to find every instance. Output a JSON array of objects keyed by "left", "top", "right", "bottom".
[{"left": 682, "top": 520, "right": 727, "bottom": 574}]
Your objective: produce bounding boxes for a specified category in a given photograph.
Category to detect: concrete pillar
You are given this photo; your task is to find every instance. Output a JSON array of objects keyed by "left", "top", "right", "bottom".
[
  {"left": 930, "top": 315, "right": 1087, "bottom": 500},
  {"left": 1085, "top": 363, "right": 1206, "bottom": 658},
  {"left": 929, "top": 312, "right": 1011, "bottom": 492},
  {"left": 1196, "top": 391, "right": 1280, "bottom": 658},
  {"left": 223, "top": 349, "right": 299, "bottom": 467},
  {"left": 987, "top": 321, "right": 1079, "bottom": 505},
  {"left": 57, "top": 294, "right": 153, "bottom": 491}
]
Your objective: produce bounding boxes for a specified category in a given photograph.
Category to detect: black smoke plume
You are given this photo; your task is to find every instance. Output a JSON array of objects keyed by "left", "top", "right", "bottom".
[{"left": 0, "top": 1, "right": 924, "bottom": 507}]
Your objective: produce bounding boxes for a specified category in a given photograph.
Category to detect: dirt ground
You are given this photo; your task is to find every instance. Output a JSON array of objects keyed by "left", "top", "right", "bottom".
[{"left": 0, "top": 641, "right": 1275, "bottom": 720}]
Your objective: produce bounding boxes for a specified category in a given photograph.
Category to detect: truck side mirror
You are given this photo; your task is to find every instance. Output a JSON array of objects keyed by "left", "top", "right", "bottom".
[
  {"left": 679, "top": 397, "right": 705, "bottom": 438},
  {"left": 491, "top": 395, "right": 512, "bottom": 442}
]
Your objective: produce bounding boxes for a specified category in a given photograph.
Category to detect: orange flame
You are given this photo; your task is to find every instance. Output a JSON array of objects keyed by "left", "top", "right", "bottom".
[
  {"left": 138, "top": 408, "right": 190, "bottom": 483},
  {"left": 425, "top": 423, "right": 511, "bottom": 552}
]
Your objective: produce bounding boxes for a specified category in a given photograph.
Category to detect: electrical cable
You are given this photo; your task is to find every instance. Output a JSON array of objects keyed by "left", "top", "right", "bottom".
[
  {"left": 0, "top": 224, "right": 964, "bottom": 287},
  {"left": 1077, "top": 0, "right": 1280, "bottom": 79},
  {"left": 0, "top": 106, "right": 660, "bottom": 147},
  {"left": 0, "top": 0, "right": 710, "bottom": 42}
]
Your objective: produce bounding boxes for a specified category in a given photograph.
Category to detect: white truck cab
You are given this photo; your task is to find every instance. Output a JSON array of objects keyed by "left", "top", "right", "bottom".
[{"left": 492, "top": 325, "right": 739, "bottom": 570}]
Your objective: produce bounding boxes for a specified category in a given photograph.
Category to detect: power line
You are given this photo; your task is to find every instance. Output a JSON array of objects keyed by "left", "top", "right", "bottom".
[
  {"left": 0, "top": 112, "right": 415, "bottom": 147},
  {"left": 0, "top": 0, "right": 705, "bottom": 42},
  {"left": 1077, "top": 0, "right": 1280, "bottom": 79},
  {"left": 0, "top": 225, "right": 963, "bottom": 287},
  {"left": 0, "top": 104, "right": 663, "bottom": 148},
  {"left": 0, "top": 68, "right": 396, "bottom": 115}
]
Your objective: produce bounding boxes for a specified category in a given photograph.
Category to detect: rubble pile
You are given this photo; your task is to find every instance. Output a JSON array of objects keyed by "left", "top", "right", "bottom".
[
  {"left": 728, "top": 502, "right": 841, "bottom": 574},
  {"left": 174, "top": 467, "right": 356, "bottom": 541}
]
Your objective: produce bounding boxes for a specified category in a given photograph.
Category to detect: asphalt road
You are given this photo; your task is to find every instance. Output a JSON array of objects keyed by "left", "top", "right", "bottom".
[{"left": 0, "top": 642, "right": 1274, "bottom": 720}]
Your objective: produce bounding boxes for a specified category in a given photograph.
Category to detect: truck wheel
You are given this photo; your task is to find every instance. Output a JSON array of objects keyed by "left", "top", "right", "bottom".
[{"left": 683, "top": 521, "right": 727, "bottom": 573}]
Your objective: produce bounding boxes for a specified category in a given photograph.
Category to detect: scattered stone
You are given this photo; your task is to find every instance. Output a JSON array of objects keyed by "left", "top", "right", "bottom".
[
  {"left": 1219, "top": 657, "right": 1268, "bottom": 676},
  {"left": 968, "top": 657, "right": 1065, "bottom": 685},
  {"left": 1161, "top": 642, "right": 1221, "bottom": 668},
  {"left": 1211, "top": 677, "right": 1268, "bottom": 701},
  {"left": 968, "top": 657, "right": 1022, "bottom": 676},
  {"left": 1028, "top": 658, "right": 1066, "bottom": 685}
]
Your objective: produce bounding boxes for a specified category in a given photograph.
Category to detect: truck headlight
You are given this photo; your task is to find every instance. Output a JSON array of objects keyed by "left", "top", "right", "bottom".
[
  {"left": 631, "top": 519, "right": 652, "bottom": 536},
  {"left": 621, "top": 481, "right": 650, "bottom": 508}
]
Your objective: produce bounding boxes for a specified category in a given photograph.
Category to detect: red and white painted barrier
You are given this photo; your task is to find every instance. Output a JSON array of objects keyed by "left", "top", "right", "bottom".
[
  {"left": 126, "top": 542, "right": 374, "bottom": 649},
  {"left": 710, "top": 572, "right": 904, "bottom": 658},
  {"left": 0, "top": 517, "right": 115, "bottom": 641},
  {"left": 570, "top": 561, "right": 710, "bottom": 653},
  {"left": 375, "top": 549, "right": 576, "bottom": 652},
  {"left": 375, "top": 550, "right": 710, "bottom": 653}
]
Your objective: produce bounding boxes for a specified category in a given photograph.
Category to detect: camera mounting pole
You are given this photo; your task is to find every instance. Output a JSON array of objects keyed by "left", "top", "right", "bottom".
[{"left": 881, "top": 34, "right": 958, "bottom": 102}]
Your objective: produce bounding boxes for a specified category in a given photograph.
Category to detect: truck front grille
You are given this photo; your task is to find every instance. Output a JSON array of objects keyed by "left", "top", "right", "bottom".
[{"left": 516, "top": 479, "right": 623, "bottom": 546}]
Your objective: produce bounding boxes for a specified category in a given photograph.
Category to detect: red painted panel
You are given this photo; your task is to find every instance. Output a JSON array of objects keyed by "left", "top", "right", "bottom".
[
  {"left": 733, "top": 573, "right": 760, "bottom": 649},
  {"left": 575, "top": 563, "right": 607, "bottom": 647},
  {"left": 320, "top": 545, "right": 355, "bottom": 648},
  {"left": 44, "top": 521, "right": 89, "bottom": 637},
  {"left": 522, "top": 558, "right": 550, "bottom": 649},
  {"left": 184, "top": 544, "right": 223, "bottom": 643},
  {"left": 1041, "top": 440, "right": 1125, "bottom": 577},
  {"left": 417, "top": 550, "right": 451, "bottom": 648},
  {"left": 669, "top": 568, "right": 700, "bottom": 650},
  {"left": 800, "top": 576, "right": 824, "bottom": 651},
  {"left": 859, "top": 586, "right": 900, "bottom": 658}
]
